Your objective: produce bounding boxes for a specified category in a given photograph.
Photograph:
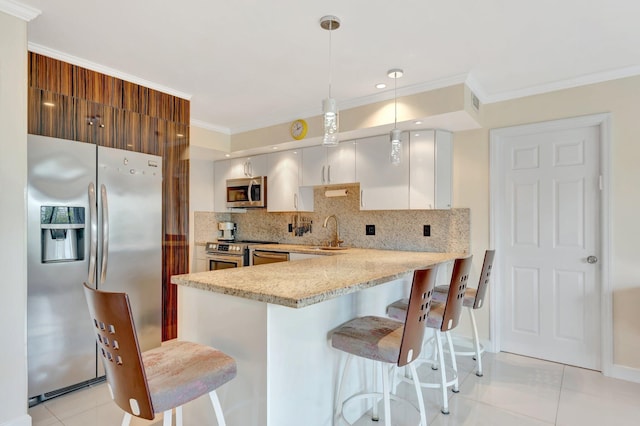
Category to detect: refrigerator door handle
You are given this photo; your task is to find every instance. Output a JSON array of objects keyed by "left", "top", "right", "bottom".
[
  {"left": 87, "top": 183, "right": 97, "bottom": 286},
  {"left": 100, "top": 184, "right": 109, "bottom": 284}
]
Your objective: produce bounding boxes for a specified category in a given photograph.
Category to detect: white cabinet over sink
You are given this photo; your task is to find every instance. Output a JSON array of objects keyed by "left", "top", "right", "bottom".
[{"left": 301, "top": 142, "right": 356, "bottom": 186}]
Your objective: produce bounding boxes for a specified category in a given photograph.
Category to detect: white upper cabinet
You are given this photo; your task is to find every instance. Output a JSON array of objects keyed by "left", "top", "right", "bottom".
[
  {"left": 267, "top": 149, "right": 313, "bottom": 212},
  {"left": 213, "top": 155, "right": 268, "bottom": 212},
  {"left": 355, "top": 133, "right": 410, "bottom": 210},
  {"left": 409, "top": 130, "right": 452, "bottom": 209},
  {"left": 301, "top": 142, "right": 356, "bottom": 186}
]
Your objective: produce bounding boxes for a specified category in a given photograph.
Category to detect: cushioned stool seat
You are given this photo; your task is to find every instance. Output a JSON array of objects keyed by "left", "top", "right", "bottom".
[{"left": 142, "top": 340, "right": 236, "bottom": 413}]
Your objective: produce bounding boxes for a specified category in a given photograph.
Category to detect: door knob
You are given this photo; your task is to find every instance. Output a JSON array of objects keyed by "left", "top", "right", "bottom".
[{"left": 586, "top": 255, "right": 598, "bottom": 264}]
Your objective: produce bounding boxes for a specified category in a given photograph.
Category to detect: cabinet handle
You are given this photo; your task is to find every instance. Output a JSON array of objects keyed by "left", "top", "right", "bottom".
[
  {"left": 294, "top": 193, "right": 298, "bottom": 209},
  {"left": 327, "top": 165, "right": 331, "bottom": 183},
  {"left": 321, "top": 166, "right": 325, "bottom": 184},
  {"left": 360, "top": 190, "right": 364, "bottom": 208},
  {"left": 243, "top": 162, "right": 248, "bottom": 177}
]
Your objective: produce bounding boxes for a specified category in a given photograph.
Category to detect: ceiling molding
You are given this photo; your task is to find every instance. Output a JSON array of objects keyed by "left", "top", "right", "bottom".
[
  {"left": 0, "top": 0, "right": 41, "bottom": 21},
  {"left": 230, "top": 73, "right": 470, "bottom": 135},
  {"left": 483, "top": 65, "right": 640, "bottom": 104},
  {"left": 190, "top": 119, "right": 231, "bottom": 135},
  {"left": 28, "top": 42, "right": 193, "bottom": 100}
]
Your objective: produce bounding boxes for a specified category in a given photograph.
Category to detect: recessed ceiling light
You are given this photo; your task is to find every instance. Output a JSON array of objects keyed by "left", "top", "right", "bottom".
[
  {"left": 414, "top": 120, "right": 422, "bottom": 125},
  {"left": 414, "top": 133, "right": 420, "bottom": 137},
  {"left": 272, "top": 146, "right": 279, "bottom": 150},
  {"left": 375, "top": 83, "right": 386, "bottom": 89},
  {"left": 43, "top": 102, "right": 55, "bottom": 107},
  {"left": 225, "top": 154, "right": 231, "bottom": 157}
]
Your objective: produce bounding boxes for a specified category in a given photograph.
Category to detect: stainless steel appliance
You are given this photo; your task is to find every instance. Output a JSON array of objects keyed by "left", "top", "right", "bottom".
[
  {"left": 205, "top": 240, "right": 276, "bottom": 270},
  {"left": 27, "top": 134, "right": 162, "bottom": 402},
  {"left": 252, "top": 250, "right": 289, "bottom": 265},
  {"left": 217, "top": 221, "right": 237, "bottom": 241},
  {"left": 226, "top": 176, "right": 267, "bottom": 208}
]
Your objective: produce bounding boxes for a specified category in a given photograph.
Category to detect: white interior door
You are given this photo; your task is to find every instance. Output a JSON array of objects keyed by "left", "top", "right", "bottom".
[{"left": 493, "top": 121, "right": 602, "bottom": 370}]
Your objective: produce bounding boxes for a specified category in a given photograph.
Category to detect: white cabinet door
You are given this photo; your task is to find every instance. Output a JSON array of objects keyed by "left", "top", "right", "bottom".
[
  {"left": 302, "top": 143, "right": 356, "bottom": 186},
  {"left": 355, "top": 133, "right": 409, "bottom": 210},
  {"left": 409, "top": 130, "right": 452, "bottom": 209},
  {"left": 301, "top": 145, "right": 326, "bottom": 186},
  {"left": 327, "top": 141, "right": 356, "bottom": 185},
  {"left": 244, "top": 154, "right": 267, "bottom": 177},
  {"left": 267, "top": 150, "right": 313, "bottom": 212}
]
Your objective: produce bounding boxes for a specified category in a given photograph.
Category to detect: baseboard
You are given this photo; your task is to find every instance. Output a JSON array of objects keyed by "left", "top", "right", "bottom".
[
  {"left": 0, "top": 414, "right": 31, "bottom": 426},
  {"left": 608, "top": 364, "right": 640, "bottom": 384}
]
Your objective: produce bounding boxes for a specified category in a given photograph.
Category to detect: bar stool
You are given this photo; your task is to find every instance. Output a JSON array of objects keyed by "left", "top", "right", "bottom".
[
  {"left": 433, "top": 250, "right": 495, "bottom": 377},
  {"left": 387, "top": 256, "right": 472, "bottom": 415},
  {"left": 331, "top": 268, "right": 437, "bottom": 426},
  {"left": 83, "top": 283, "right": 237, "bottom": 426}
]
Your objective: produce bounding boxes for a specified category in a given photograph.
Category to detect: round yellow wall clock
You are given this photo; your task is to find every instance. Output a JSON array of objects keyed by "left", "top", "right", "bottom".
[{"left": 290, "top": 119, "right": 308, "bottom": 140}]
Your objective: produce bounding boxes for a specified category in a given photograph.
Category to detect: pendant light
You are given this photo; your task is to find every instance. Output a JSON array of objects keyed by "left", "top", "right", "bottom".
[
  {"left": 388, "top": 68, "right": 403, "bottom": 165},
  {"left": 320, "top": 15, "right": 340, "bottom": 146}
]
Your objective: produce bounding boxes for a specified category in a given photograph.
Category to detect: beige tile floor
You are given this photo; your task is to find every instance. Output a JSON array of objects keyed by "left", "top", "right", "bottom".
[{"left": 29, "top": 351, "right": 640, "bottom": 426}]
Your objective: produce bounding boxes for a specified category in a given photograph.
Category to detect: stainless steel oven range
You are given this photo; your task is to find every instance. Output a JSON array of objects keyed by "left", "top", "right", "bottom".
[{"left": 205, "top": 240, "right": 276, "bottom": 270}]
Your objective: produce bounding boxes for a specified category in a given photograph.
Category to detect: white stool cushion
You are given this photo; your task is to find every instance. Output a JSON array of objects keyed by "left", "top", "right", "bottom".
[
  {"left": 331, "top": 316, "right": 404, "bottom": 363},
  {"left": 142, "top": 340, "right": 237, "bottom": 413}
]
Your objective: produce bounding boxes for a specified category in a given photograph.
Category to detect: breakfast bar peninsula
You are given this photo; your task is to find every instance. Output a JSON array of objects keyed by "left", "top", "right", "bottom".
[{"left": 171, "top": 246, "right": 460, "bottom": 425}]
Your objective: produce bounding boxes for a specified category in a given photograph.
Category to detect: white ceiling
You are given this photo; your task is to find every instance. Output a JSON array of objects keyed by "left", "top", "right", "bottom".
[{"left": 17, "top": 0, "right": 640, "bottom": 134}]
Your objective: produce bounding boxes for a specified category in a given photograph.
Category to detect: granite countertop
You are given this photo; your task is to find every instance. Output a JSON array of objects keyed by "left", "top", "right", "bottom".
[{"left": 171, "top": 246, "right": 461, "bottom": 308}]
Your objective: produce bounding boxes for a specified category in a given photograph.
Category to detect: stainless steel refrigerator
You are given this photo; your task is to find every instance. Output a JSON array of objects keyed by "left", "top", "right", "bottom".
[{"left": 27, "top": 134, "right": 162, "bottom": 401}]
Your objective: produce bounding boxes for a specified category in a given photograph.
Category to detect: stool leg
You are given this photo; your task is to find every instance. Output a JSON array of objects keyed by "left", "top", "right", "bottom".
[
  {"left": 381, "top": 362, "right": 391, "bottom": 426},
  {"left": 209, "top": 390, "right": 227, "bottom": 426},
  {"left": 468, "top": 308, "right": 483, "bottom": 376},
  {"left": 408, "top": 362, "right": 428, "bottom": 426},
  {"left": 435, "top": 330, "right": 449, "bottom": 414},
  {"left": 163, "top": 409, "right": 172, "bottom": 426},
  {"left": 334, "top": 354, "right": 353, "bottom": 425},
  {"left": 445, "top": 331, "right": 459, "bottom": 392},
  {"left": 371, "top": 361, "right": 379, "bottom": 421},
  {"left": 121, "top": 413, "right": 132, "bottom": 426},
  {"left": 176, "top": 406, "right": 183, "bottom": 426}
]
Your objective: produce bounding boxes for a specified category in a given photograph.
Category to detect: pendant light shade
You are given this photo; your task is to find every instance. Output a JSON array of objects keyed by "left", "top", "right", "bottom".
[
  {"left": 320, "top": 15, "right": 340, "bottom": 146},
  {"left": 388, "top": 68, "right": 403, "bottom": 165}
]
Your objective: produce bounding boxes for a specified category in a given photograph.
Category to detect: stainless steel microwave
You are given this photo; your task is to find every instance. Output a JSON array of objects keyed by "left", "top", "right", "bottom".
[{"left": 226, "top": 176, "right": 267, "bottom": 208}]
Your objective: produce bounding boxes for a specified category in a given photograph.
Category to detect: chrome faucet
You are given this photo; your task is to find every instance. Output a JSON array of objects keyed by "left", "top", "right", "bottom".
[{"left": 323, "top": 215, "right": 343, "bottom": 247}]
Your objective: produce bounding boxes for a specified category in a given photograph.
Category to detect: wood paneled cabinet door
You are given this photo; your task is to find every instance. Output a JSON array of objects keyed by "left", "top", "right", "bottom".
[
  {"left": 73, "top": 98, "right": 115, "bottom": 146},
  {"left": 28, "top": 88, "right": 74, "bottom": 140}
]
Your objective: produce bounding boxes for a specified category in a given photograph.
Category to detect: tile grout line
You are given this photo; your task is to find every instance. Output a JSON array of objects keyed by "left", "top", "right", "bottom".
[{"left": 554, "top": 364, "right": 566, "bottom": 425}]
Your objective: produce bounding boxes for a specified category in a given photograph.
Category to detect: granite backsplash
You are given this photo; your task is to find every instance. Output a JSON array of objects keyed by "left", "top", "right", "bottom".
[{"left": 194, "top": 184, "right": 469, "bottom": 253}]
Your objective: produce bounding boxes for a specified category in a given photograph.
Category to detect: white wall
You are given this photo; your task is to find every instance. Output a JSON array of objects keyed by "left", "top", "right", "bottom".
[{"left": 0, "top": 10, "right": 30, "bottom": 426}]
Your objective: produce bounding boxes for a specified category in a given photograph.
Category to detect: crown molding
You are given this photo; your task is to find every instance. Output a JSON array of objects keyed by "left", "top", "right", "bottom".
[
  {"left": 28, "top": 42, "right": 192, "bottom": 100},
  {"left": 190, "top": 119, "right": 231, "bottom": 135},
  {"left": 0, "top": 0, "right": 41, "bottom": 21},
  {"left": 482, "top": 65, "right": 640, "bottom": 104}
]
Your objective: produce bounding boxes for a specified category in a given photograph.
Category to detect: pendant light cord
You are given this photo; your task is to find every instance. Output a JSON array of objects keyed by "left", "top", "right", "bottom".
[
  {"left": 328, "top": 20, "right": 333, "bottom": 98},
  {"left": 394, "top": 73, "right": 397, "bottom": 127}
]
